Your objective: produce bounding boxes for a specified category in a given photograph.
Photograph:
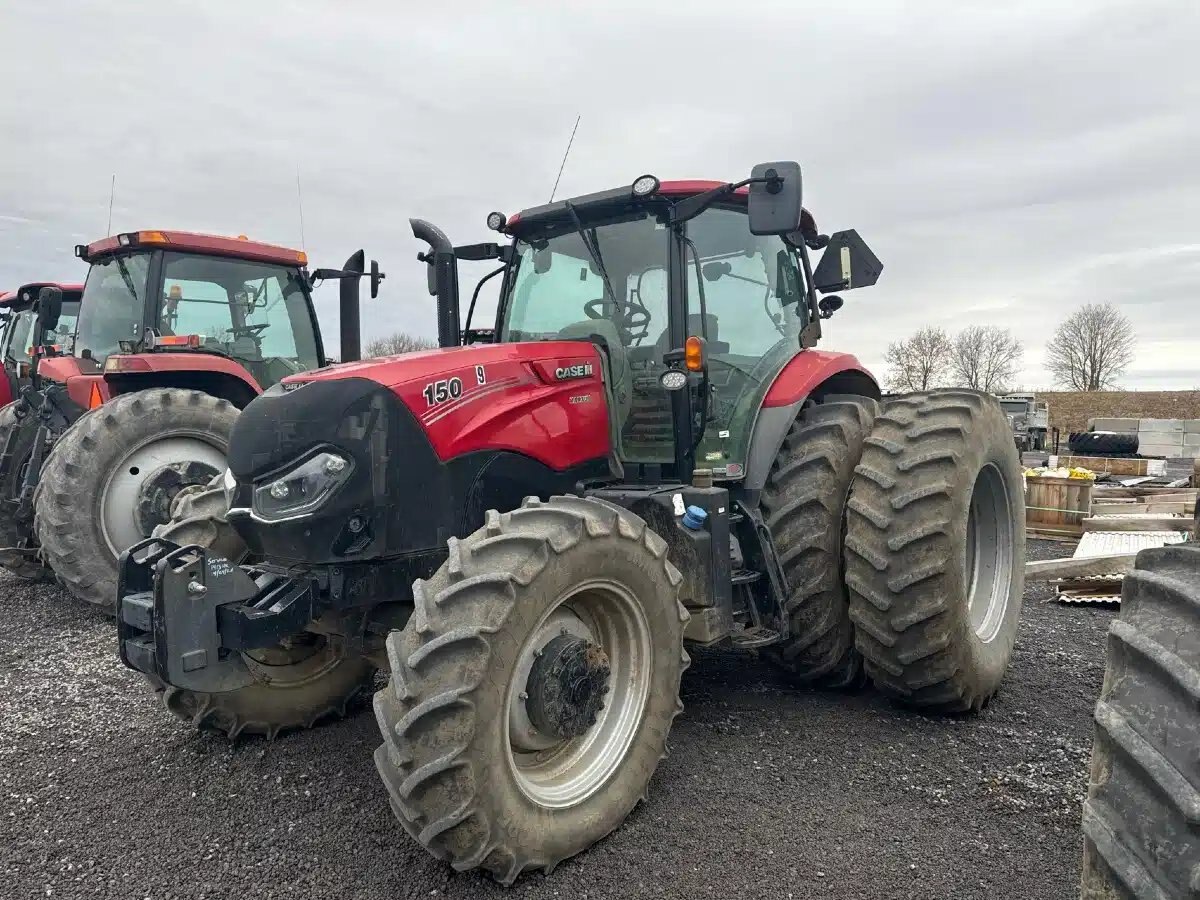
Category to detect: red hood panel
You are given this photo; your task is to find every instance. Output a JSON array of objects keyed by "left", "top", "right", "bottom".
[{"left": 288, "top": 341, "right": 611, "bottom": 470}]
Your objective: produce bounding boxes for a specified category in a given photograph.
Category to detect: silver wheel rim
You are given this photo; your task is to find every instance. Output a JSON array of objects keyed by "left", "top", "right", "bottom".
[
  {"left": 965, "top": 462, "right": 1014, "bottom": 643},
  {"left": 505, "top": 577, "right": 652, "bottom": 809},
  {"left": 100, "top": 434, "right": 227, "bottom": 556}
]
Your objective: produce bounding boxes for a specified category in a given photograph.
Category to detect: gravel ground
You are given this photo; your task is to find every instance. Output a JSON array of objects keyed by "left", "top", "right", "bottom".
[{"left": 1, "top": 540, "right": 1112, "bottom": 900}]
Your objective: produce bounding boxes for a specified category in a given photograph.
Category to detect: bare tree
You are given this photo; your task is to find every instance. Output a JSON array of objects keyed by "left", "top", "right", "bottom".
[
  {"left": 1044, "top": 303, "right": 1135, "bottom": 391},
  {"left": 949, "top": 325, "right": 1024, "bottom": 393},
  {"left": 365, "top": 331, "right": 437, "bottom": 358},
  {"left": 884, "top": 326, "right": 952, "bottom": 391}
]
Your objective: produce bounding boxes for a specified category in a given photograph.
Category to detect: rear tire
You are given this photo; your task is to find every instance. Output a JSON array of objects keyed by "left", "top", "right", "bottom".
[
  {"left": 0, "top": 402, "right": 50, "bottom": 580},
  {"left": 760, "top": 398, "right": 877, "bottom": 685},
  {"left": 34, "top": 388, "right": 236, "bottom": 609},
  {"left": 374, "top": 496, "right": 688, "bottom": 883},
  {"left": 1080, "top": 543, "right": 1200, "bottom": 899},
  {"left": 844, "top": 390, "right": 1026, "bottom": 712}
]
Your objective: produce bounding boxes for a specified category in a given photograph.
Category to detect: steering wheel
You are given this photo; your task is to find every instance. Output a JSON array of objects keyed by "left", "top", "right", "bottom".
[
  {"left": 227, "top": 323, "right": 270, "bottom": 337},
  {"left": 583, "top": 298, "right": 650, "bottom": 336}
]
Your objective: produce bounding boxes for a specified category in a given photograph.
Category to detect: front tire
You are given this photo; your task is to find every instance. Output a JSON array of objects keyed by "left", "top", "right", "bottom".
[
  {"left": 153, "top": 636, "right": 377, "bottom": 739},
  {"left": 34, "top": 388, "right": 236, "bottom": 608},
  {"left": 0, "top": 402, "right": 50, "bottom": 580},
  {"left": 844, "top": 390, "right": 1026, "bottom": 712},
  {"left": 373, "top": 496, "right": 688, "bottom": 883}
]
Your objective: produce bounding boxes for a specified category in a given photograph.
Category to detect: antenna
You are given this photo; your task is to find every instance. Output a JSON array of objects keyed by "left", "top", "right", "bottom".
[
  {"left": 295, "top": 172, "right": 307, "bottom": 252},
  {"left": 548, "top": 115, "right": 581, "bottom": 202},
  {"left": 106, "top": 174, "right": 116, "bottom": 236}
]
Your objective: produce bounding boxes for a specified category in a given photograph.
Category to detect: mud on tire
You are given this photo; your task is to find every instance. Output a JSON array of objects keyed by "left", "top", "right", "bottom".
[
  {"left": 760, "top": 398, "right": 877, "bottom": 685},
  {"left": 151, "top": 637, "right": 377, "bottom": 739},
  {"left": 34, "top": 388, "right": 237, "bottom": 608},
  {"left": 373, "top": 495, "right": 689, "bottom": 883},
  {"left": 0, "top": 402, "right": 50, "bottom": 580},
  {"left": 1080, "top": 543, "right": 1200, "bottom": 899},
  {"left": 844, "top": 389, "right": 1026, "bottom": 712}
]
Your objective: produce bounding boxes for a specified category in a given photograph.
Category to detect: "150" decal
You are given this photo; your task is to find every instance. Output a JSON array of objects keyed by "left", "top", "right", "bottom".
[{"left": 422, "top": 377, "right": 463, "bottom": 406}]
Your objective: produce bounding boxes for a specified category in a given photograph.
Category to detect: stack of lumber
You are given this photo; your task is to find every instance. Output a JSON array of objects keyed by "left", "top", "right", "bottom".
[{"left": 1025, "top": 485, "right": 1195, "bottom": 605}]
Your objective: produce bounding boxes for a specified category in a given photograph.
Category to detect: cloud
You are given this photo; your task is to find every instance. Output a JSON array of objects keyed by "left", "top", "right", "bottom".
[{"left": 1, "top": 0, "right": 1197, "bottom": 389}]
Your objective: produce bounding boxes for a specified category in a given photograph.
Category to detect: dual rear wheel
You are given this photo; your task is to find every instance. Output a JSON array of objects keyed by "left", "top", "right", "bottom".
[{"left": 762, "top": 391, "right": 1025, "bottom": 710}]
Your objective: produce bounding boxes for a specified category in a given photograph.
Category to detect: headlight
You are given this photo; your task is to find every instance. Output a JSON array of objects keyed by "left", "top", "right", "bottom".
[{"left": 251, "top": 451, "right": 353, "bottom": 521}]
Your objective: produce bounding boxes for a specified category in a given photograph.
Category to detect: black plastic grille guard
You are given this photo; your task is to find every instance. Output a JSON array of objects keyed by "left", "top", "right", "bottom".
[{"left": 116, "top": 537, "right": 317, "bottom": 693}]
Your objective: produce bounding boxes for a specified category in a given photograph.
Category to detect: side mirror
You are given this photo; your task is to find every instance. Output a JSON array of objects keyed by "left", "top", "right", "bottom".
[
  {"left": 818, "top": 295, "right": 844, "bottom": 319},
  {"left": 34, "top": 287, "right": 63, "bottom": 344},
  {"left": 369, "top": 259, "right": 385, "bottom": 299},
  {"left": 748, "top": 161, "right": 803, "bottom": 236},
  {"left": 702, "top": 261, "right": 731, "bottom": 282},
  {"left": 811, "top": 229, "right": 883, "bottom": 293}
]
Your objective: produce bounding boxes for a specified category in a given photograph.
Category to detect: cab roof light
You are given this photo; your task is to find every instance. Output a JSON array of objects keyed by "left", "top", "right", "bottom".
[{"left": 153, "top": 334, "right": 203, "bottom": 349}]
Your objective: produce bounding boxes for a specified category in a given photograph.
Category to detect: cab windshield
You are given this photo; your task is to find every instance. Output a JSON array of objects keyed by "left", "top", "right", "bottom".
[
  {"left": 159, "top": 252, "right": 321, "bottom": 386},
  {"left": 3, "top": 301, "right": 82, "bottom": 365},
  {"left": 77, "top": 251, "right": 321, "bottom": 386},
  {"left": 498, "top": 204, "right": 810, "bottom": 470},
  {"left": 77, "top": 253, "right": 151, "bottom": 364}
]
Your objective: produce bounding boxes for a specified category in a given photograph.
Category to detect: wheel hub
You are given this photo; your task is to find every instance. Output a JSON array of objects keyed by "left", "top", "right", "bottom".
[
  {"left": 524, "top": 634, "right": 611, "bottom": 741},
  {"left": 133, "top": 460, "right": 221, "bottom": 536}
]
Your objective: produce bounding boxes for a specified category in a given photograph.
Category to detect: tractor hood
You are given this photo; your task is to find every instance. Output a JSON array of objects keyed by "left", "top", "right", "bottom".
[{"left": 225, "top": 341, "right": 612, "bottom": 565}]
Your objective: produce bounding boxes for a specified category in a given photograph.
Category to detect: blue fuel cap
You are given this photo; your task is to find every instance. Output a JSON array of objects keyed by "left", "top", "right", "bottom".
[{"left": 682, "top": 505, "right": 708, "bottom": 530}]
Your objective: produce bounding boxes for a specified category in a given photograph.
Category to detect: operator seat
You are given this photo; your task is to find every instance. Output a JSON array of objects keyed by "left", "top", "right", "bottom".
[{"left": 556, "top": 318, "right": 631, "bottom": 425}]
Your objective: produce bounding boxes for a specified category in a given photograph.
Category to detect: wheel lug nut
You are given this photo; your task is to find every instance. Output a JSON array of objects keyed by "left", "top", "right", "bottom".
[{"left": 518, "top": 691, "right": 529, "bottom": 701}]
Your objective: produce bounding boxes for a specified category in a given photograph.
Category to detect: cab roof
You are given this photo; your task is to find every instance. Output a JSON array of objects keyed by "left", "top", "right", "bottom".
[
  {"left": 0, "top": 282, "right": 84, "bottom": 309},
  {"left": 81, "top": 230, "right": 308, "bottom": 267},
  {"left": 506, "top": 179, "right": 817, "bottom": 239}
]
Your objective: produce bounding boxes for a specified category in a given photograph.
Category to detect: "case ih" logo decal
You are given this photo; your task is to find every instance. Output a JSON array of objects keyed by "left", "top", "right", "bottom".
[{"left": 554, "top": 363, "right": 593, "bottom": 380}]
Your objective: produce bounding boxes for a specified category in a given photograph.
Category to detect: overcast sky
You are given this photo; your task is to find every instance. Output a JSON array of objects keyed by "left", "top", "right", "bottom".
[{"left": 2, "top": 0, "right": 1197, "bottom": 389}]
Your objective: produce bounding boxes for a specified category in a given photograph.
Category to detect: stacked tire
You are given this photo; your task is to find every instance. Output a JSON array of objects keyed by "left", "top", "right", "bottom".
[{"left": 1068, "top": 431, "right": 1139, "bottom": 457}]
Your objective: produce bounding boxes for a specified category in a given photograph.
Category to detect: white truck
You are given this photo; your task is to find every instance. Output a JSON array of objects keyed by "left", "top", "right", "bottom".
[{"left": 997, "top": 392, "right": 1049, "bottom": 451}]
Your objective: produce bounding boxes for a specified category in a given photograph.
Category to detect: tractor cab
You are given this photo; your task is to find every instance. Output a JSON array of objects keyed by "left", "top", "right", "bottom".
[
  {"left": 427, "top": 163, "right": 883, "bottom": 481},
  {"left": 0, "top": 282, "right": 83, "bottom": 406},
  {"left": 68, "top": 231, "right": 326, "bottom": 406},
  {"left": 0, "top": 229, "right": 382, "bottom": 600}
]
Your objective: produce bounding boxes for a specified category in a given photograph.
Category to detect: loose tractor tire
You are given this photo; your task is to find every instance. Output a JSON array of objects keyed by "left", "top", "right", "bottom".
[
  {"left": 374, "top": 496, "right": 689, "bottom": 883},
  {"left": 844, "top": 390, "right": 1026, "bottom": 711}
]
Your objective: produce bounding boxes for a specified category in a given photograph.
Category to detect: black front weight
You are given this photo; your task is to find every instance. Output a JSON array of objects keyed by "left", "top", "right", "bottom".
[{"left": 117, "top": 539, "right": 318, "bottom": 693}]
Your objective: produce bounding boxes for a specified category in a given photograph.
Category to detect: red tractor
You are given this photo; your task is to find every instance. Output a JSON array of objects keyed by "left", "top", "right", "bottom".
[
  {"left": 118, "top": 163, "right": 1026, "bottom": 882},
  {"left": 0, "top": 281, "right": 83, "bottom": 407},
  {"left": 0, "top": 282, "right": 84, "bottom": 577},
  {"left": 0, "top": 230, "right": 380, "bottom": 596}
]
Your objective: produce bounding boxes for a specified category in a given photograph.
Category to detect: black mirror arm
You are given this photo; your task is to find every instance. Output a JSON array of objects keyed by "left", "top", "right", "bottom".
[{"left": 669, "top": 174, "right": 786, "bottom": 227}]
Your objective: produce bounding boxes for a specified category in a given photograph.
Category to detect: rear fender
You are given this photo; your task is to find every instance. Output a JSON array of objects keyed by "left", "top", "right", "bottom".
[
  {"left": 98, "top": 354, "right": 262, "bottom": 409},
  {"left": 743, "top": 352, "right": 880, "bottom": 492}
]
